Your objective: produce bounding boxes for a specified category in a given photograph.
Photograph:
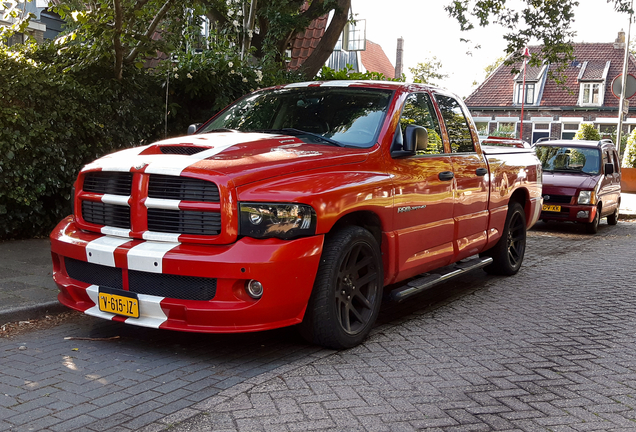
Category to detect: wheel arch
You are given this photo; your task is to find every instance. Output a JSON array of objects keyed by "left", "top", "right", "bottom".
[
  {"left": 329, "top": 210, "right": 384, "bottom": 247},
  {"left": 509, "top": 188, "right": 531, "bottom": 222}
]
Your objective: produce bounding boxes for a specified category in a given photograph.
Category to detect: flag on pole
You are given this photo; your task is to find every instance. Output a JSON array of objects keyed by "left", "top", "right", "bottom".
[{"left": 523, "top": 47, "right": 530, "bottom": 58}]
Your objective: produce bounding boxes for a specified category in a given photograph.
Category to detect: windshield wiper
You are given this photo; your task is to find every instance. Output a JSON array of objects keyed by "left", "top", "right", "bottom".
[
  {"left": 256, "top": 128, "right": 343, "bottom": 147},
  {"left": 206, "top": 128, "right": 240, "bottom": 133}
]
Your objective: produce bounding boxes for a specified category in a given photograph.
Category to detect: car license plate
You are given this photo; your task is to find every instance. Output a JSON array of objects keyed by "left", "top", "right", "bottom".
[
  {"left": 98, "top": 287, "right": 139, "bottom": 318},
  {"left": 542, "top": 204, "right": 561, "bottom": 212}
]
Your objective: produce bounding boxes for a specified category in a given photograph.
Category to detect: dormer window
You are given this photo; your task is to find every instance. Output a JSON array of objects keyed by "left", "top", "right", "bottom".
[
  {"left": 577, "top": 60, "right": 609, "bottom": 107},
  {"left": 516, "top": 83, "right": 536, "bottom": 104},
  {"left": 579, "top": 82, "right": 603, "bottom": 106},
  {"left": 513, "top": 64, "right": 547, "bottom": 106}
]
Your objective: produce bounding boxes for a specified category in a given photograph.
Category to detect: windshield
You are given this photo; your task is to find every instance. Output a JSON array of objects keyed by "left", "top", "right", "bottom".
[
  {"left": 535, "top": 145, "right": 601, "bottom": 175},
  {"left": 200, "top": 86, "right": 393, "bottom": 148}
]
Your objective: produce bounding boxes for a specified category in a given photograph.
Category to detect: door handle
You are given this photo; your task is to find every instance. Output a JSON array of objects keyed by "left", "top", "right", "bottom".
[
  {"left": 438, "top": 171, "right": 454, "bottom": 181},
  {"left": 475, "top": 167, "right": 488, "bottom": 176}
]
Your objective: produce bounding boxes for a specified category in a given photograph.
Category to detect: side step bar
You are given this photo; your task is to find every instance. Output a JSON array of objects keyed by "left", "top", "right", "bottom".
[{"left": 389, "top": 256, "right": 493, "bottom": 303}]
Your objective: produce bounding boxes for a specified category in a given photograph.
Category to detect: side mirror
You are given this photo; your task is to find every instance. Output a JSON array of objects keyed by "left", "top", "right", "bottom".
[
  {"left": 391, "top": 125, "right": 429, "bottom": 158},
  {"left": 405, "top": 125, "right": 429, "bottom": 151},
  {"left": 605, "top": 163, "right": 614, "bottom": 175},
  {"left": 187, "top": 123, "right": 202, "bottom": 135}
]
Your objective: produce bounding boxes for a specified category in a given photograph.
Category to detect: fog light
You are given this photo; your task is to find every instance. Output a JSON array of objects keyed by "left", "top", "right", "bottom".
[
  {"left": 577, "top": 211, "right": 589, "bottom": 219},
  {"left": 245, "top": 280, "right": 263, "bottom": 299}
]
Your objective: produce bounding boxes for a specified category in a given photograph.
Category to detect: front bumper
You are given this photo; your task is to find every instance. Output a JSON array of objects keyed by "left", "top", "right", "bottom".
[
  {"left": 540, "top": 203, "right": 597, "bottom": 223},
  {"left": 50, "top": 217, "right": 324, "bottom": 333}
]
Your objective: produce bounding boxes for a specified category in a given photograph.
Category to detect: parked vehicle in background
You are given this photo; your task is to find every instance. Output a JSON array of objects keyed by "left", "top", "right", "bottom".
[
  {"left": 50, "top": 81, "right": 542, "bottom": 349},
  {"left": 535, "top": 139, "right": 621, "bottom": 233}
]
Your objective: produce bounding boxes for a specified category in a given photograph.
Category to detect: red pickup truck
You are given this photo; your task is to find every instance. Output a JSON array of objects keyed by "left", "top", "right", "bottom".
[{"left": 50, "top": 81, "right": 542, "bottom": 348}]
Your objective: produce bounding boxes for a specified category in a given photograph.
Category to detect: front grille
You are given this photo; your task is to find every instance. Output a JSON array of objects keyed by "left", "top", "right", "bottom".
[
  {"left": 159, "top": 146, "right": 206, "bottom": 155},
  {"left": 148, "top": 175, "right": 220, "bottom": 202},
  {"left": 544, "top": 194, "right": 572, "bottom": 204},
  {"left": 65, "top": 258, "right": 123, "bottom": 289},
  {"left": 129, "top": 271, "right": 217, "bottom": 301},
  {"left": 64, "top": 258, "right": 216, "bottom": 301},
  {"left": 83, "top": 172, "right": 132, "bottom": 195},
  {"left": 82, "top": 201, "right": 130, "bottom": 229},
  {"left": 147, "top": 208, "right": 221, "bottom": 236},
  {"left": 78, "top": 173, "right": 222, "bottom": 238}
]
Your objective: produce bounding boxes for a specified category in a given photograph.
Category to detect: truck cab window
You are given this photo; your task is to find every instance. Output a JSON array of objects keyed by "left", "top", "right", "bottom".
[
  {"left": 399, "top": 93, "right": 444, "bottom": 154},
  {"left": 435, "top": 95, "right": 475, "bottom": 153}
]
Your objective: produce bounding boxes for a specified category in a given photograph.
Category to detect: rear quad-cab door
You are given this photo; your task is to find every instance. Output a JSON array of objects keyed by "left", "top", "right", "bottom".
[
  {"left": 434, "top": 93, "right": 489, "bottom": 260},
  {"left": 389, "top": 92, "right": 455, "bottom": 280},
  {"left": 599, "top": 148, "right": 621, "bottom": 217}
]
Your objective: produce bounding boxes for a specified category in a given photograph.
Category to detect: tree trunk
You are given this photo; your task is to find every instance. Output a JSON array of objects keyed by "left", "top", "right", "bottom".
[
  {"left": 113, "top": 0, "right": 124, "bottom": 80},
  {"left": 298, "top": 0, "right": 350, "bottom": 79}
]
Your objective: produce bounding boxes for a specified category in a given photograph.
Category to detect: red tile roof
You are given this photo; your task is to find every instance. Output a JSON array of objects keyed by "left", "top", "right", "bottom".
[
  {"left": 288, "top": 14, "right": 328, "bottom": 70},
  {"left": 360, "top": 40, "right": 395, "bottom": 79},
  {"left": 466, "top": 43, "right": 636, "bottom": 108}
]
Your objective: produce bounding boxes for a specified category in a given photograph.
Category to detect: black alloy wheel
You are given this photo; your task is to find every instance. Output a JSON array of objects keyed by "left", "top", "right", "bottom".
[
  {"left": 482, "top": 202, "right": 527, "bottom": 275},
  {"left": 299, "top": 226, "right": 383, "bottom": 349}
]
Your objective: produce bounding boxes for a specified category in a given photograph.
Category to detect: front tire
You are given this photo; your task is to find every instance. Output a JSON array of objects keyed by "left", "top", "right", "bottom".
[
  {"left": 299, "top": 226, "right": 383, "bottom": 349},
  {"left": 481, "top": 202, "right": 527, "bottom": 276},
  {"left": 586, "top": 206, "right": 600, "bottom": 234}
]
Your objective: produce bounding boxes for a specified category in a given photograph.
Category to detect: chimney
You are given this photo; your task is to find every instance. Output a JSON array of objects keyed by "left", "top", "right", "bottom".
[
  {"left": 395, "top": 37, "right": 404, "bottom": 79},
  {"left": 614, "top": 30, "right": 626, "bottom": 49}
]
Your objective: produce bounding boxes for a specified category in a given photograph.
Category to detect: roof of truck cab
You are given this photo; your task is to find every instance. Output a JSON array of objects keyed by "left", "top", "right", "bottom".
[{"left": 275, "top": 80, "right": 447, "bottom": 93}]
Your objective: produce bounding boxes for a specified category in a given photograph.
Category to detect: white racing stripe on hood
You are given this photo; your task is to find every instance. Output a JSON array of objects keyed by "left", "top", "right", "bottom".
[
  {"left": 82, "top": 133, "right": 274, "bottom": 176},
  {"left": 82, "top": 146, "right": 150, "bottom": 172},
  {"left": 144, "top": 133, "right": 272, "bottom": 176}
]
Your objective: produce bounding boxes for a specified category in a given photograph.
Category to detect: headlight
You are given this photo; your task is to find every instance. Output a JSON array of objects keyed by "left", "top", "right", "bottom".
[
  {"left": 239, "top": 203, "right": 317, "bottom": 239},
  {"left": 577, "top": 190, "right": 595, "bottom": 205}
]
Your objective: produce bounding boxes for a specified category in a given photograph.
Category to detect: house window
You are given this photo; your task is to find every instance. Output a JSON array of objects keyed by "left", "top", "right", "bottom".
[
  {"left": 580, "top": 83, "right": 602, "bottom": 105},
  {"left": 562, "top": 123, "right": 579, "bottom": 139},
  {"left": 516, "top": 83, "right": 535, "bottom": 104},
  {"left": 474, "top": 121, "right": 489, "bottom": 138},
  {"left": 532, "top": 123, "right": 550, "bottom": 144},
  {"left": 496, "top": 122, "right": 517, "bottom": 138},
  {"left": 597, "top": 124, "right": 616, "bottom": 140}
]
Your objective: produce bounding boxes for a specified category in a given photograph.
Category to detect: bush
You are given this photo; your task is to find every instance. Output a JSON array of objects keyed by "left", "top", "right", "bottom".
[
  {"left": 574, "top": 123, "right": 601, "bottom": 141},
  {"left": 0, "top": 42, "right": 164, "bottom": 239},
  {"left": 0, "top": 35, "right": 299, "bottom": 240},
  {"left": 623, "top": 128, "right": 636, "bottom": 168}
]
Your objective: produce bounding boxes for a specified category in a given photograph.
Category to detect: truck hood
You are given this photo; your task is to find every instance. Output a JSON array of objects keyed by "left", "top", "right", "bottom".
[
  {"left": 542, "top": 172, "right": 600, "bottom": 191},
  {"left": 82, "top": 132, "right": 369, "bottom": 186}
]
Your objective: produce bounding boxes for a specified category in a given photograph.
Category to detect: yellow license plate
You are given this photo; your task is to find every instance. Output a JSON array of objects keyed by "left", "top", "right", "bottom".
[
  {"left": 542, "top": 204, "right": 561, "bottom": 212},
  {"left": 98, "top": 288, "right": 139, "bottom": 318}
]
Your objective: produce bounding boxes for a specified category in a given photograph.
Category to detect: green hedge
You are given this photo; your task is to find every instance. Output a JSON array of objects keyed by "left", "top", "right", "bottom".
[
  {"left": 0, "top": 42, "right": 297, "bottom": 240},
  {"left": 0, "top": 45, "right": 165, "bottom": 239}
]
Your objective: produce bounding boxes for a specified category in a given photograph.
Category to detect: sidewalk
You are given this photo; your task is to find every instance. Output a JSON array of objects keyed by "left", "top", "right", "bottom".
[{"left": 2, "top": 193, "right": 636, "bottom": 326}]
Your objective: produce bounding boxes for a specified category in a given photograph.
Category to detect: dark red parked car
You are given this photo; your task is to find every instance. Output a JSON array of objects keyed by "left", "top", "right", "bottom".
[{"left": 536, "top": 139, "right": 621, "bottom": 233}]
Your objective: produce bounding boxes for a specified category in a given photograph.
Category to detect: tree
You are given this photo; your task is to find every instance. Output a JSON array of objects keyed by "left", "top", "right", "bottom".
[
  {"left": 409, "top": 57, "right": 448, "bottom": 86},
  {"left": 484, "top": 55, "right": 505, "bottom": 79},
  {"left": 574, "top": 123, "right": 601, "bottom": 141},
  {"left": 445, "top": 0, "right": 634, "bottom": 83},
  {"left": 50, "top": 0, "right": 351, "bottom": 81}
]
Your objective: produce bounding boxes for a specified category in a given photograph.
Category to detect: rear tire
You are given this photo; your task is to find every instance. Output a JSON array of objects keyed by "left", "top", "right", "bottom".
[
  {"left": 481, "top": 202, "right": 526, "bottom": 276},
  {"left": 299, "top": 226, "right": 383, "bottom": 349},
  {"left": 607, "top": 206, "right": 619, "bottom": 226}
]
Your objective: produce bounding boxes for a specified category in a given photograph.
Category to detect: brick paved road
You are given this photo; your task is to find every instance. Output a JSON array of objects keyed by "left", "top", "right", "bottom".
[{"left": 2, "top": 220, "right": 636, "bottom": 431}]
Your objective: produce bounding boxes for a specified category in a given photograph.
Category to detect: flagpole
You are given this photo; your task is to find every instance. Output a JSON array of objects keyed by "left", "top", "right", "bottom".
[{"left": 520, "top": 47, "right": 530, "bottom": 141}]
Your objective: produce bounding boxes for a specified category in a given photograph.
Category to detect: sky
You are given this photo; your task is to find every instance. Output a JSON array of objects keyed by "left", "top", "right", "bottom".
[{"left": 350, "top": 0, "right": 632, "bottom": 98}]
